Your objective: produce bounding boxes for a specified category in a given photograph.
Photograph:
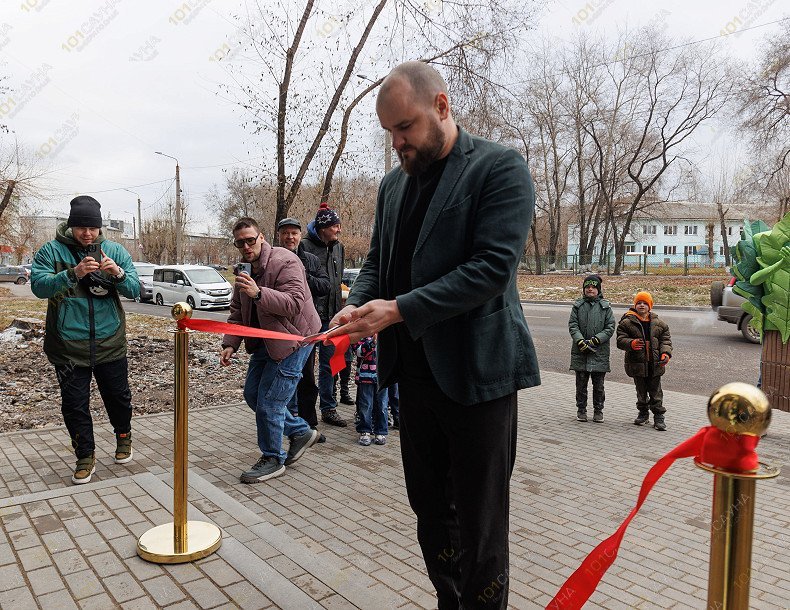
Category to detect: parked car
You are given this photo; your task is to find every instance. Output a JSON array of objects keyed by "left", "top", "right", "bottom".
[
  {"left": 0, "top": 265, "right": 29, "bottom": 284},
  {"left": 711, "top": 277, "right": 760, "bottom": 343},
  {"left": 208, "top": 264, "right": 228, "bottom": 271},
  {"left": 152, "top": 265, "right": 232, "bottom": 310},
  {"left": 132, "top": 262, "right": 157, "bottom": 302},
  {"left": 342, "top": 268, "right": 361, "bottom": 301}
]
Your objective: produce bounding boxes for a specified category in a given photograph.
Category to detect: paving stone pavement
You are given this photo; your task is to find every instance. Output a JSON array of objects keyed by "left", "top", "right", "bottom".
[{"left": 1, "top": 371, "right": 788, "bottom": 609}]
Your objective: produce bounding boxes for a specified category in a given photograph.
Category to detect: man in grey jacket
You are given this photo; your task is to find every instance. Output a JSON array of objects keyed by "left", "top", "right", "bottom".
[
  {"left": 328, "top": 62, "right": 539, "bottom": 609},
  {"left": 220, "top": 217, "right": 321, "bottom": 483}
]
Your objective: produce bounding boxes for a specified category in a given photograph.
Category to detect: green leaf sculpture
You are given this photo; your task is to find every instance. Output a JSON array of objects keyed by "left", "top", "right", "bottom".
[{"left": 747, "top": 212, "right": 790, "bottom": 342}]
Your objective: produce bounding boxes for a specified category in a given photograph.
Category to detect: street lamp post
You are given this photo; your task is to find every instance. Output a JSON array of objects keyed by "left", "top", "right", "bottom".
[
  {"left": 155, "top": 151, "right": 182, "bottom": 263},
  {"left": 357, "top": 73, "right": 392, "bottom": 173},
  {"left": 122, "top": 188, "right": 142, "bottom": 245}
]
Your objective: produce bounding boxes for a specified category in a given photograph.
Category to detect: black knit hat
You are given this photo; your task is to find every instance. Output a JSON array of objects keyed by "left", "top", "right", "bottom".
[
  {"left": 67, "top": 195, "right": 102, "bottom": 228},
  {"left": 314, "top": 202, "right": 340, "bottom": 230},
  {"left": 582, "top": 274, "right": 602, "bottom": 296}
]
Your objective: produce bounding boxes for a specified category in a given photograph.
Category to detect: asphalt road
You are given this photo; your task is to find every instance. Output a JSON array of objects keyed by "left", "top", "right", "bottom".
[
  {"left": 6, "top": 282, "right": 760, "bottom": 397},
  {"left": 523, "top": 302, "right": 761, "bottom": 397}
]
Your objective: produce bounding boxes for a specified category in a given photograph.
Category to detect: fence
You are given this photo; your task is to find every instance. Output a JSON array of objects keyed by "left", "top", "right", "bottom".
[{"left": 519, "top": 253, "right": 732, "bottom": 276}]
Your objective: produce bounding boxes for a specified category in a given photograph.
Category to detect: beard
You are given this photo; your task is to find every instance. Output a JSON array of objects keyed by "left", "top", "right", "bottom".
[{"left": 397, "top": 119, "right": 446, "bottom": 176}]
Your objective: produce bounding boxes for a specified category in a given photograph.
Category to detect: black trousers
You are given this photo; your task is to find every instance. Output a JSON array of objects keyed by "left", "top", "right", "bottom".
[
  {"left": 295, "top": 345, "right": 319, "bottom": 427},
  {"left": 399, "top": 380, "right": 517, "bottom": 609},
  {"left": 634, "top": 375, "right": 665, "bottom": 414},
  {"left": 54, "top": 357, "right": 133, "bottom": 459},
  {"left": 574, "top": 371, "right": 606, "bottom": 411}
]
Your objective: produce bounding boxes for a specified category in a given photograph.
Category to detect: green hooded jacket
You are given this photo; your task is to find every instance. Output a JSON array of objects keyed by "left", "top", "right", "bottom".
[
  {"left": 568, "top": 296, "right": 615, "bottom": 372},
  {"left": 31, "top": 223, "right": 140, "bottom": 367}
]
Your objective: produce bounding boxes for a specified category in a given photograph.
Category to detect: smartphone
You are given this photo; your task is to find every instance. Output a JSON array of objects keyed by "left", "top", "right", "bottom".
[
  {"left": 236, "top": 262, "right": 252, "bottom": 275},
  {"left": 85, "top": 243, "right": 101, "bottom": 261}
]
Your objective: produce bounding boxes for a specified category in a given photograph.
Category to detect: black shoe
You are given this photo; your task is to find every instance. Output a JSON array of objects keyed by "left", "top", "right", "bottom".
[
  {"left": 284, "top": 429, "right": 319, "bottom": 465},
  {"left": 576, "top": 409, "right": 588, "bottom": 422},
  {"left": 321, "top": 409, "right": 347, "bottom": 427},
  {"left": 634, "top": 411, "right": 650, "bottom": 426},
  {"left": 391, "top": 417, "right": 399, "bottom": 430},
  {"left": 592, "top": 410, "right": 604, "bottom": 423},
  {"left": 317, "top": 433, "right": 327, "bottom": 444},
  {"left": 653, "top": 415, "right": 667, "bottom": 431},
  {"left": 339, "top": 394, "right": 355, "bottom": 405}
]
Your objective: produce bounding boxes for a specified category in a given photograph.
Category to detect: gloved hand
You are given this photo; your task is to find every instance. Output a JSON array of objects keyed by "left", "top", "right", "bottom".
[
  {"left": 578, "top": 339, "right": 590, "bottom": 352},
  {"left": 630, "top": 338, "right": 646, "bottom": 351},
  {"left": 589, "top": 336, "right": 601, "bottom": 347},
  {"left": 659, "top": 353, "right": 670, "bottom": 366}
]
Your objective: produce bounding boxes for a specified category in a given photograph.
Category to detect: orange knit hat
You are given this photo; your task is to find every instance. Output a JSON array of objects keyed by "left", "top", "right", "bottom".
[{"left": 633, "top": 291, "right": 653, "bottom": 309}]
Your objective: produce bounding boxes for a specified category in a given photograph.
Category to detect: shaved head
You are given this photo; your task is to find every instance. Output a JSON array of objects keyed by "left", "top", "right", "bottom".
[{"left": 379, "top": 61, "right": 448, "bottom": 109}]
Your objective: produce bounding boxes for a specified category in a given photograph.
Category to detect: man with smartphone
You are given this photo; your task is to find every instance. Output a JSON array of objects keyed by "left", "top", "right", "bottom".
[
  {"left": 31, "top": 195, "right": 140, "bottom": 485},
  {"left": 220, "top": 217, "right": 322, "bottom": 483}
]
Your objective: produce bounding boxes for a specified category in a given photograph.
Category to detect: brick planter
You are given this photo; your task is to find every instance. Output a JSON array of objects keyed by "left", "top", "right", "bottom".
[{"left": 760, "top": 329, "right": 790, "bottom": 412}]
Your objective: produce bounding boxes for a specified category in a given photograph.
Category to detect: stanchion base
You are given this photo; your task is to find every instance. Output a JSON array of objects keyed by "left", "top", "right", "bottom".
[{"left": 137, "top": 521, "right": 222, "bottom": 564}]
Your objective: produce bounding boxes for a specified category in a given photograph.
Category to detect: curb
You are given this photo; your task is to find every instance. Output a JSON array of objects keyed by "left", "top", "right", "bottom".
[{"left": 520, "top": 299, "right": 712, "bottom": 312}]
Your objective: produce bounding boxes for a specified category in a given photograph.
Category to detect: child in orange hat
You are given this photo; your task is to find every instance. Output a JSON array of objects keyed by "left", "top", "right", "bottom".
[{"left": 615, "top": 291, "right": 673, "bottom": 430}]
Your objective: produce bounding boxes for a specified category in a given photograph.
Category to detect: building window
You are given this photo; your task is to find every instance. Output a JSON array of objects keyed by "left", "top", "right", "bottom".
[
  {"left": 684, "top": 225, "right": 698, "bottom": 235},
  {"left": 719, "top": 246, "right": 725, "bottom": 255},
  {"left": 663, "top": 246, "right": 677, "bottom": 255},
  {"left": 684, "top": 245, "right": 698, "bottom": 255},
  {"left": 642, "top": 225, "right": 656, "bottom": 235},
  {"left": 642, "top": 245, "right": 656, "bottom": 255},
  {"left": 727, "top": 226, "right": 736, "bottom": 236},
  {"left": 664, "top": 225, "right": 677, "bottom": 235},
  {"left": 625, "top": 244, "right": 636, "bottom": 253}
]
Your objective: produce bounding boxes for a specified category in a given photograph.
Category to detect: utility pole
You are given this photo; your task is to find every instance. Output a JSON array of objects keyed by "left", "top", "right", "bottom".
[
  {"left": 123, "top": 189, "right": 143, "bottom": 261},
  {"left": 155, "top": 152, "right": 182, "bottom": 262}
]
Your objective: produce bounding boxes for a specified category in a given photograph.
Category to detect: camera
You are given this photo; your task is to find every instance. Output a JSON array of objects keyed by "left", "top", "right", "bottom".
[
  {"left": 84, "top": 243, "right": 101, "bottom": 260},
  {"left": 235, "top": 262, "right": 252, "bottom": 276}
]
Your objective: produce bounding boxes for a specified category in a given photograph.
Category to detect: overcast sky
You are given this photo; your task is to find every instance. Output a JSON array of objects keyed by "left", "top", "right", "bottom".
[{"left": 0, "top": 0, "right": 786, "bottom": 235}]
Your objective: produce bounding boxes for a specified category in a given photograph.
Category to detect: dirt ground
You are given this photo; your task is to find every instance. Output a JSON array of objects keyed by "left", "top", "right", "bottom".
[{"left": 0, "top": 272, "right": 720, "bottom": 433}]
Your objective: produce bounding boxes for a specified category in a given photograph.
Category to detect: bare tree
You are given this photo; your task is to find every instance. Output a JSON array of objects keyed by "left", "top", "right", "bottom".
[{"left": 0, "top": 138, "right": 51, "bottom": 222}]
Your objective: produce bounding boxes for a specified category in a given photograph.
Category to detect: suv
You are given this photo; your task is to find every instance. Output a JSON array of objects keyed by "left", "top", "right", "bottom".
[
  {"left": 710, "top": 277, "right": 760, "bottom": 343},
  {"left": 0, "top": 265, "right": 29, "bottom": 284},
  {"left": 152, "top": 265, "right": 232, "bottom": 310},
  {"left": 132, "top": 262, "right": 156, "bottom": 302}
]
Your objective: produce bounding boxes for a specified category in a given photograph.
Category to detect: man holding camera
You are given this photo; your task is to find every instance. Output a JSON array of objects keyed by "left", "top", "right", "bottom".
[
  {"left": 220, "top": 217, "right": 322, "bottom": 483},
  {"left": 31, "top": 195, "right": 140, "bottom": 485}
]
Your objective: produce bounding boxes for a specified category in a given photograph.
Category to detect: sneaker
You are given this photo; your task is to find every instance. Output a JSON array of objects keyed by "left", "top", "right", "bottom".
[
  {"left": 284, "top": 429, "right": 319, "bottom": 465},
  {"left": 71, "top": 453, "right": 96, "bottom": 485},
  {"left": 653, "top": 416, "right": 667, "bottom": 432},
  {"left": 592, "top": 411, "right": 604, "bottom": 423},
  {"left": 374, "top": 434, "right": 386, "bottom": 445},
  {"left": 634, "top": 411, "right": 650, "bottom": 426},
  {"left": 240, "top": 456, "right": 285, "bottom": 483},
  {"left": 114, "top": 432, "right": 133, "bottom": 464},
  {"left": 340, "top": 394, "right": 355, "bottom": 405},
  {"left": 358, "top": 433, "right": 372, "bottom": 446},
  {"left": 322, "top": 409, "right": 348, "bottom": 427},
  {"left": 576, "top": 410, "right": 588, "bottom": 422}
]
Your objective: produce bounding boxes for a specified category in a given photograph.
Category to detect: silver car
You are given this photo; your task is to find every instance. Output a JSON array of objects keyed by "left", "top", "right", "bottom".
[
  {"left": 710, "top": 278, "right": 760, "bottom": 343},
  {"left": 0, "top": 265, "right": 29, "bottom": 284},
  {"left": 132, "top": 262, "right": 157, "bottom": 302}
]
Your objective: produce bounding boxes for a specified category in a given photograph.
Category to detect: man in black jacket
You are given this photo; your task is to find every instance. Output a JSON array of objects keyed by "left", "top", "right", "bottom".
[
  {"left": 302, "top": 203, "right": 348, "bottom": 427},
  {"left": 328, "top": 62, "right": 539, "bottom": 609},
  {"left": 277, "top": 218, "right": 330, "bottom": 437}
]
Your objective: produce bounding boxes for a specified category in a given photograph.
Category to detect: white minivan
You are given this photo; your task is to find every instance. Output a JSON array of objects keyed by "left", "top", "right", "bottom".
[{"left": 152, "top": 265, "right": 232, "bottom": 310}]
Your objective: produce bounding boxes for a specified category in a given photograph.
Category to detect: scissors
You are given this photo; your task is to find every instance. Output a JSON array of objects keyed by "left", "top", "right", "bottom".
[{"left": 298, "top": 324, "right": 342, "bottom": 348}]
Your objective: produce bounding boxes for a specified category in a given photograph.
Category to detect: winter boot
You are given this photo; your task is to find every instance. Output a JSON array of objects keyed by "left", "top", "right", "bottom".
[
  {"left": 634, "top": 411, "right": 650, "bottom": 426},
  {"left": 653, "top": 414, "right": 667, "bottom": 431},
  {"left": 576, "top": 409, "right": 588, "bottom": 422}
]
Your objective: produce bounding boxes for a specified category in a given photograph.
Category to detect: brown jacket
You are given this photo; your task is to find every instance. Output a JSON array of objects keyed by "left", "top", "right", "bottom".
[
  {"left": 222, "top": 241, "right": 320, "bottom": 361},
  {"left": 616, "top": 309, "right": 672, "bottom": 378}
]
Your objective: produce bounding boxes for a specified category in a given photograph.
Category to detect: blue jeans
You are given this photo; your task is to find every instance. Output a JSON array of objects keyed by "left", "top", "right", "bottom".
[
  {"left": 355, "top": 382, "right": 389, "bottom": 435},
  {"left": 317, "top": 321, "right": 337, "bottom": 412},
  {"left": 388, "top": 384, "right": 399, "bottom": 419},
  {"left": 244, "top": 345, "right": 312, "bottom": 463}
]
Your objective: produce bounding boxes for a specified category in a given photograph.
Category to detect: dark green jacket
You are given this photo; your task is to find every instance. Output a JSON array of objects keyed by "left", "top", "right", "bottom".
[
  {"left": 568, "top": 297, "right": 615, "bottom": 372},
  {"left": 347, "top": 128, "right": 540, "bottom": 404},
  {"left": 31, "top": 223, "right": 139, "bottom": 367}
]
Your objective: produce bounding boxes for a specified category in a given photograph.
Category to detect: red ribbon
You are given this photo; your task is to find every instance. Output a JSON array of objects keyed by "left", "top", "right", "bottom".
[
  {"left": 178, "top": 318, "right": 350, "bottom": 375},
  {"left": 547, "top": 426, "right": 761, "bottom": 610}
]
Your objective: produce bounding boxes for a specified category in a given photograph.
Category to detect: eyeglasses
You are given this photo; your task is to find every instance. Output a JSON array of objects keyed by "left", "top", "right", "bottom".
[{"left": 233, "top": 234, "right": 260, "bottom": 248}]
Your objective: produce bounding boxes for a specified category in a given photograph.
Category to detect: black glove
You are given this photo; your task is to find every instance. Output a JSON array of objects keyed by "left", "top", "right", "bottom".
[
  {"left": 577, "top": 339, "right": 590, "bottom": 353},
  {"left": 589, "top": 336, "right": 601, "bottom": 347}
]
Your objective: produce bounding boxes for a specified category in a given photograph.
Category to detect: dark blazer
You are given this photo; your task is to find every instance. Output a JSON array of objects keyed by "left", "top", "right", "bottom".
[{"left": 347, "top": 128, "right": 540, "bottom": 404}]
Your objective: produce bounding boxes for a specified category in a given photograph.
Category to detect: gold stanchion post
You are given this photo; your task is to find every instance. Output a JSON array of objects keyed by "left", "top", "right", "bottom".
[
  {"left": 137, "top": 302, "right": 222, "bottom": 563},
  {"left": 695, "top": 382, "right": 780, "bottom": 609}
]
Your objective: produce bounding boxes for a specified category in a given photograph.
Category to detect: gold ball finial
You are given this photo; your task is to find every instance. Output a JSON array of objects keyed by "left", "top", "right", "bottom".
[
  {"left": 707, "top": 382, "right": 771, "bottom": 437},
  {"left": 171, "top": 302, "right": 193, "bottom": 321}
]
